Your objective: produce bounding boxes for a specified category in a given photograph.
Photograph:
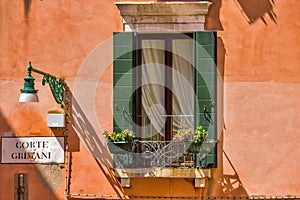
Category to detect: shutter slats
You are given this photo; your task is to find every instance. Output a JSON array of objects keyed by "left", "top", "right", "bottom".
[
  {"left": 194, "top": 31, "right": 217, "bottom": 168},
  {"left": 113, "top": 32, "right": 134, "bottom": 133}
]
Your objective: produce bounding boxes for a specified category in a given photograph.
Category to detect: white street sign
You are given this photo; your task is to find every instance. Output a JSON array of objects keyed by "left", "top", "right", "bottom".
[{"left": 1, "top": 137, "right": 65, "bottom": 164}]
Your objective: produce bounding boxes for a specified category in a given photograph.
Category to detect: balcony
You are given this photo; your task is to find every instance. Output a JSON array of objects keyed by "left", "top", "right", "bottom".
[
  {"left": 107, "top": 139, "right": 217, "bottom": 187},
  {"left": 108, "top": 139, "right": 216, "bottom": 168}
]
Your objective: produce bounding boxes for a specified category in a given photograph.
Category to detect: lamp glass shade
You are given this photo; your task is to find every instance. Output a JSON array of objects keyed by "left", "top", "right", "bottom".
[{"left": 19, "top": 93, "right": 39, "bottom": 102}]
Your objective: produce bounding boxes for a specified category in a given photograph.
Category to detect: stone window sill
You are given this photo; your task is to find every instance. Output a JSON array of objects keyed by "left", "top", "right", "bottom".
[{"left": 115, "top": 167, "right": 211, "bottom": 188}]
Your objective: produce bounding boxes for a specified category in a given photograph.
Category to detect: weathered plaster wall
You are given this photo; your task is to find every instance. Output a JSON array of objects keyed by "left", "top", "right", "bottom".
[
  {"left": 0, "top": 0, "right": 122, "bottom": 199},
  {"left": 208, "top": 0, "right": 300, "bottom": 197}
]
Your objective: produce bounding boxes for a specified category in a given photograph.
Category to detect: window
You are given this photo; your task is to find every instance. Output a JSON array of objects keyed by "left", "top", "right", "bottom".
[
  {"left": 135, "top": 33, "right": 195, "bottom": 141},
  {"left": 113, "top": 31, "right": 217, "bottom": 168}
]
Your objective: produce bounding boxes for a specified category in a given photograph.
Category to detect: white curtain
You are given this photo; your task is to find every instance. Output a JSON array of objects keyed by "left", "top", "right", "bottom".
[
  {"left": 141, "top": 40, "right": 166, "bottom": 139},
  {"left": 141, "top": 38, "right": 194, "bottom": 139},
  {"left": 172, "top": 39, "right": 194, "bottom": 132}
]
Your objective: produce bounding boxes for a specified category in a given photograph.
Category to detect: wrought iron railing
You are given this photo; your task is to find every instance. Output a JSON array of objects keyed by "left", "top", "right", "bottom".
[{"left": 108, "top": 139, "right": 217, "bottom": 168}]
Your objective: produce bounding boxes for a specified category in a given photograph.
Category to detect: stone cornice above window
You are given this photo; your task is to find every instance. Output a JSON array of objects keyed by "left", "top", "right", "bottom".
[{"left": 115, "top": 1, "right": 212, "bottom": 32}]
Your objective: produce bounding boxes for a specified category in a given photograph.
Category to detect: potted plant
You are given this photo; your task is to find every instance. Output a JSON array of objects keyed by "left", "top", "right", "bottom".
[
  {"left": 187, "top": 126, "right": 208, "bottom": 153},
  {"left": 103, "top": 129, "right": 136, "bottom": 153},
  {"left": 173, "top": 126, "right": 208, "bottom": 153}
]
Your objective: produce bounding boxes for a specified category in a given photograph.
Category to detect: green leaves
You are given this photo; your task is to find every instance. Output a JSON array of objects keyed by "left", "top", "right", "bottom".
[
  {"left": 103, "top": 129, "right": 136, "bottom": 142},
  {"left": 193, "top": 126, "right": 207, "bottom": 143}
]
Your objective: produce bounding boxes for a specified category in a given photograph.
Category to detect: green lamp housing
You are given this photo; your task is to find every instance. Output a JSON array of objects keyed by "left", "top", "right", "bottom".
[{"left": 19, "top": 70, "right": 38, "bottom": 102}]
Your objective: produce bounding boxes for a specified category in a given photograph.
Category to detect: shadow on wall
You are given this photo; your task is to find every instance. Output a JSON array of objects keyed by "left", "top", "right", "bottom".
[
  {"left": 234, "top": 0, "right": 277, "bottom": 24},
  {"left": 23, "top": 0, "right": 32, "bottom": 19},
  {"left": 217, "top": 150, "right": 249, "bottom": 196},
  {"left": 205, "top": 0, "right": 277, "bottom": 29},
  {"left": 206, "top": 131, "right": 249, "bottom": 197},
  {"left": 205, "top": 1, "right": 277, "bottom": 196},
  {"left": 205, "top": 0, "right": 224, "bottom": 31},
  {"left": 217, "top": 37, "right": 225, "bottom": 79},
  {"left": 0, "top": 110, "right": 13, "bottom": 137},
  {"left": 205, "top": 35, "right": 248, "bottom": 197},
  {"left": 0, "top": 110, "right": 62, "bottom": 200},
  {"left": 69, "top": 86, "right": 125, "bottom": 197}
]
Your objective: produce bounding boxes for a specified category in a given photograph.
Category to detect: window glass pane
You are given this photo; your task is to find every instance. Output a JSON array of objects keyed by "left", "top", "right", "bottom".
[
  {"left": 141, "top": 40, "right": 165, "bottom": 139},
  {"left": 138, "top": 37, "right": 195, "bottom": 141},
  {"left": 172, "top": 39, "right": 194, "bottom": 133}
]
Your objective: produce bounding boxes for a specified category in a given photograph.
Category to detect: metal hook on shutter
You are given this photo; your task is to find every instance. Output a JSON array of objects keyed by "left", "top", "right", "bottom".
[
  {"left": 115, "top": 104, "right": 120, "bottom": 112},
  {"left": 211, "top": 100, "right": 216, "bottom": 110},
  {"left": 122, "top": 106, "right": 132, "bottom": 126},
  {"left": 204, "top": 105, "right": 213, "bottom": 125}
]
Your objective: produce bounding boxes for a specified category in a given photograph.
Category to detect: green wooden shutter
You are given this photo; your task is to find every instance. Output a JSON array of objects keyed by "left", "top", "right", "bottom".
[
  {"left": 113, "top": 32, "right": 134, "bottom": 133},
  {"left": 194, "top": 31, "right": 217, "bottom": 168}
]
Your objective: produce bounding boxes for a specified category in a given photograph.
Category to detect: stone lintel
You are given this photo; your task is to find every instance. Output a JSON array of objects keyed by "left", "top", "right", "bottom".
[{"left": 115, "top": 1, "right": 212, "bottom": 32}]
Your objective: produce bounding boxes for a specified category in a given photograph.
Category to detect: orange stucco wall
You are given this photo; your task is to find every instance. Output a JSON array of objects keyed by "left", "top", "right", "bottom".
[
  {"left": 0, "top": 0, "right": 299, "bottom": 199},
  {"left": 212, "top": 0, "right": 300, "bottom": 196}
]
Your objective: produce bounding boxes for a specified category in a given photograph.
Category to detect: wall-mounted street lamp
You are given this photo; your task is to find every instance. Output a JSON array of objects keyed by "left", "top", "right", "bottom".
[{"left": 19, "top": 62, "right": 65, "bottom": 108}]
